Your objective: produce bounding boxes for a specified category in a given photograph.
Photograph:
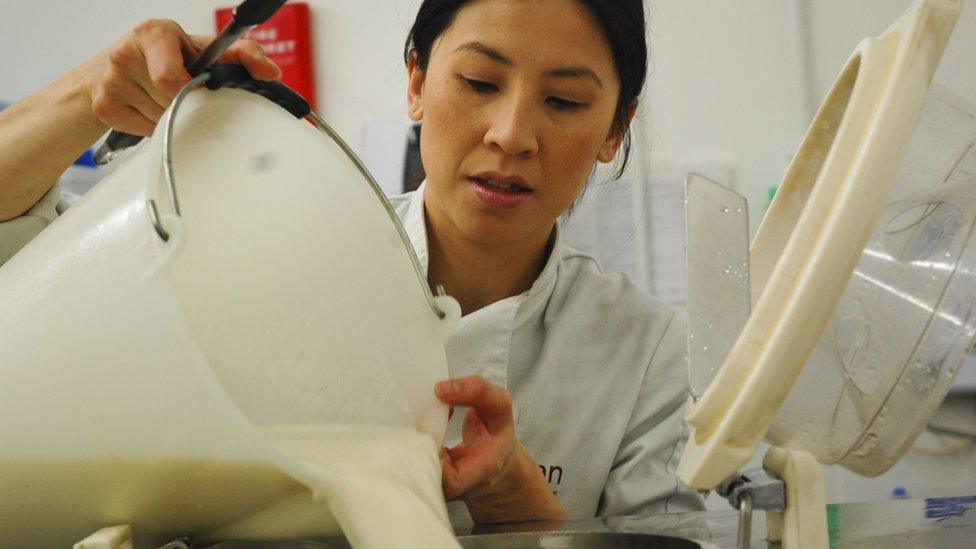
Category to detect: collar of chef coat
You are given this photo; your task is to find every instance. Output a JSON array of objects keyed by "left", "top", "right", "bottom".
[{"left": 401, "top": 182, "right": 562, "bottom": 391}]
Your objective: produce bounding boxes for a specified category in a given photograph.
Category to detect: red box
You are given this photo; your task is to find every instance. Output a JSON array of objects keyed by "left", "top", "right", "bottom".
[{"left": 216, "top": 2, "right": 316, "bottom": 110}]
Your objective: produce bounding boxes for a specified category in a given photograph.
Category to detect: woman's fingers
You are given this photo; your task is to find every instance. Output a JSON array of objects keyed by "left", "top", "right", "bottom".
[
  {"left": 440, "top": 432, "right": 511, "bottom": 500},
  {"left": 86, "top": 19, "right": 280, "bottom": 135},
  {"left": 188, "top": 35, "right": 281, "bottom": 81},
  {"left": 129, "top": 19, "right": 195, "bottom": 101},
  {"left": 440, "top": 442, "right": 484, "bottom": 501},
  {"left": 435, "top": 375, "right": 518, "bottom": 501},
  {"left": 90, "top": 65, "right": 162, "bottom": 135},
  {"left": 439, "top": 447, "right": 463, "bottom": 500},
  {"left": 125, "top": 87, "right": 166, "bottom": 125},
  {"left": 90, "top": 103, "right": 156, "bottom": 137},
  {"left": 435, "top": 375, "right": 514, "bottom": 428},
  {"left": 89, "top": 19, "right": 189, "bottom": 131},
  {"left": 96, "top": 54, "right": 167, "bottom": 122}
]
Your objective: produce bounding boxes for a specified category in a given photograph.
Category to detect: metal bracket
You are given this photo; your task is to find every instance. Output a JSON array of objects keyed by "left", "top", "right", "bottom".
[{"left": 717, "top": 468, "right": 786, "bottom": 548}]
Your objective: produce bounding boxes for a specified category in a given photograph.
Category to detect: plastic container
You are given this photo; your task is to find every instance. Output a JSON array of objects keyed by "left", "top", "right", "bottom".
[
  {"left": 767, "top": 85, "right": 976, "bottom": 475},
  {"left": 0, "top": 86, "right": 459, "bottom": 546}
]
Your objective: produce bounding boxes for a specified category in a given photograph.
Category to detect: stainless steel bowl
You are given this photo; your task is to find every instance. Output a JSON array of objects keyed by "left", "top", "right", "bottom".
[{"left": 457, "top": 531, "right": 702, "bottom": 548}]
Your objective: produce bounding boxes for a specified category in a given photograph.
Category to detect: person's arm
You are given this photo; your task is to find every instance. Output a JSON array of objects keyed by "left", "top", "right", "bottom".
[
  {"left": 435, "top": 375, "right": 566, "bottom": 524},
  {"left": 0, "top": 19, "right": 279, "bottom": 222},
  {"left": 0, "top": 60, "right": 106, "bottom": 221}
]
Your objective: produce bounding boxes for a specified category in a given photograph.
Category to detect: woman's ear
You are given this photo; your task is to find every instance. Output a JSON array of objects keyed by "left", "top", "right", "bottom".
[
  {"left": 597, "top": 104, "right": 638, "bottom": 163},
  {"left": 407, "top": 51, "right": 426, "bottom": 122}
]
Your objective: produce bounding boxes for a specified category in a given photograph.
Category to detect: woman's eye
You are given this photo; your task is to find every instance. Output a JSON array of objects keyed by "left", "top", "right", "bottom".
[
  {"left": 547, "top": 97, "right": 584, "bottom": 111},
  {"left": 463, "top": 77, "right": 498, "bottom": 94}
]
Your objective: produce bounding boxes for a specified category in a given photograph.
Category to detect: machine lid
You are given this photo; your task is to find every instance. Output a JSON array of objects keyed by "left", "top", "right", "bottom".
[{"left": 677, "top": 0, "right": 964, "bottom": 489}]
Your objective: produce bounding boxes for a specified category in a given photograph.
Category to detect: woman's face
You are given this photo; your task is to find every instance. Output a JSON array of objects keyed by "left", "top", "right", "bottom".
[{"left": 408, "top": 0, "right": 624, "bottom": 250}]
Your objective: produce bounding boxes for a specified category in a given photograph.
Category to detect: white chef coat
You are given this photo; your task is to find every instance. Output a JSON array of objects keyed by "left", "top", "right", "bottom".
[{"left": 391, "top": 183, "right": 704, "bottom": 528}]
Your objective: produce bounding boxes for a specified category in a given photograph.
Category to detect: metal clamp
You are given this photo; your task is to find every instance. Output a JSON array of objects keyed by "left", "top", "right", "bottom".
[
  {"left": 154, "top": 76, "right": 447, "bottom": 320},
  {"left": 717, "top": 468, "right": 786, "bottom": 549}
]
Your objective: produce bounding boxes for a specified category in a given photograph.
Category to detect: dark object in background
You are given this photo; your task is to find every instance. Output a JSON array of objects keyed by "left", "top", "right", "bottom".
[{"left": 403, "top": 123, "right": 425, "bottom": 193}]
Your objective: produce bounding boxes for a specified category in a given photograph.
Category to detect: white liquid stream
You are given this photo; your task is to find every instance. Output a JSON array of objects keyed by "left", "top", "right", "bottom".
[{"left": 211, "top": 425, "right": 461, "bottom": 548}]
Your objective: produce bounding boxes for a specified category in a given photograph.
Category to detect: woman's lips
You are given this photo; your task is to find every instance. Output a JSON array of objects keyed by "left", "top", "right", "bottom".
[{"left": 468, "top": 177, "right": 533, "bottom": 210}]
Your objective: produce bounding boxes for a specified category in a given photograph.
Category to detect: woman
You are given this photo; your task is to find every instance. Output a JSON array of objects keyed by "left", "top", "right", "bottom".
[{"left": 0, "top": 0, "right": 703, "bottom": 528}]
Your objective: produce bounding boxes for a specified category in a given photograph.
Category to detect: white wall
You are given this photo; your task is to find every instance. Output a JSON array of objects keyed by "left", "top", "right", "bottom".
[{"left": 641, "top": 0, "right": 810, "bottom": 232}]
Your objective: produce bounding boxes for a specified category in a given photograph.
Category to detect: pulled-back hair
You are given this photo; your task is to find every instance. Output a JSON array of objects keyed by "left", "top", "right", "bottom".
[{"left": 404, "top": 0, "right": 648, "bottom": 179}]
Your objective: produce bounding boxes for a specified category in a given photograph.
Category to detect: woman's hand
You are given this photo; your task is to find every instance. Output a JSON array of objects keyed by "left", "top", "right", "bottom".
[
  {"left": 435, "top": 375, "right": 566, "bottom": 524},
  {"left": 85, "top": 19, "right": 280, "bottom": 136},
  {"left": 0, "top": 19, "right": 279, "bottom": 222}
]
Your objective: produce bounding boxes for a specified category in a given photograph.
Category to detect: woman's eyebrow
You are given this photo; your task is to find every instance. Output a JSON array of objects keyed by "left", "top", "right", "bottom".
[
  {"left": 547, "top": 67, "right": 603, "bottom": 88},
  {"left": 453, "top": 41, "right": 513, "bottom": 66},
  {"left": 452, "top": 41, "right": 603, "bottom": 88}
]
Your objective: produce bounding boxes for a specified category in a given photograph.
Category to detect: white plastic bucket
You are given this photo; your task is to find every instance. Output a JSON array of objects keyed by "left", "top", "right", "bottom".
[{"left": 0, "top": 86, "right": 459, "bottom": 546}]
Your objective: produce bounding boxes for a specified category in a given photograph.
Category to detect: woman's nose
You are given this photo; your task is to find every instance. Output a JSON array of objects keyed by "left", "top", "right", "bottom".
[{"left": 483, "top": 96, "right": 539, "bottom": 158}]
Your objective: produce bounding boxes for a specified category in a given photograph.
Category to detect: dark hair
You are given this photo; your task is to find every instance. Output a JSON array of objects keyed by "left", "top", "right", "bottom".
[{"left": 404, "top": 0, "right": 648, "bottom": 179}]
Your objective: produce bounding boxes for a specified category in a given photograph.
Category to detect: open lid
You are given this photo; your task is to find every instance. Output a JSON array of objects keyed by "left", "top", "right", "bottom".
[
  {"left": 765, "top": 84, "right": 976, "bottom": 476},
  {"left": 677, "top": 0, "right": 964, "bottom": 489}
]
